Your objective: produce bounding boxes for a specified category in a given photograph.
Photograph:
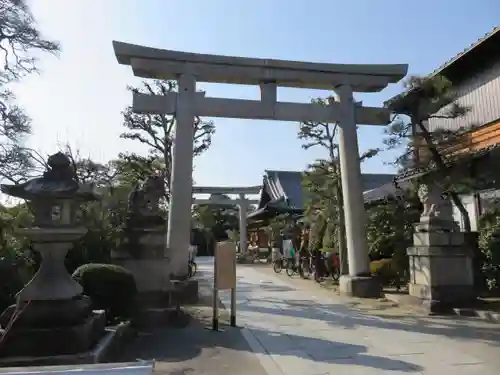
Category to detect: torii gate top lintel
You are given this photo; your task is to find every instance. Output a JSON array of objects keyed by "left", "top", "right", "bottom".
[
  {"left": 114, "top": 39, "right": 410, "bottom": 279},
  {"left": 192, "top": 185, "right": 261, "bottom": 195},
  {"left": 113, "top": 41, "right": 408, "bottom": 93}
]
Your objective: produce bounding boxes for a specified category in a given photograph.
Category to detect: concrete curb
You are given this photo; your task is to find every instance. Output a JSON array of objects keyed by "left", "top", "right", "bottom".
[
  {"left": 383, "top": 292, "right": 500, "bottom": 323},
  {"left": 452, "top": 308, "right": 500, "bottom": 323}
]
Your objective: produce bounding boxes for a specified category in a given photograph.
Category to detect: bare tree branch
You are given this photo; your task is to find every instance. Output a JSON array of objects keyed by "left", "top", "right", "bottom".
[{"left": 120, "top": 80, "right": 215, "bottom": 198}]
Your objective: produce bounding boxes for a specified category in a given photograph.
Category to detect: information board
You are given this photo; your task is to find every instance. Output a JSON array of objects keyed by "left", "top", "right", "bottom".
[{"left": 215, "top": 241, "right": 236, "bottom": 290}]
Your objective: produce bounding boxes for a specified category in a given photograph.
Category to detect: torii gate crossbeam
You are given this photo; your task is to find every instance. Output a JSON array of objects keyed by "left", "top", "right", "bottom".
[
  {"left": 114, "top": 41, "right": 408, "bottom": 297},
  {"left": 192, "top": 185, "right": 260, "bottom": 255}
]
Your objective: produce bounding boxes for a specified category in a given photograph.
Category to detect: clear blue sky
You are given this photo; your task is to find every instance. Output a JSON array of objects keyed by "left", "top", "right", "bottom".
[{"left": 14, "top": 0, "right": 499, "bottom": 190}]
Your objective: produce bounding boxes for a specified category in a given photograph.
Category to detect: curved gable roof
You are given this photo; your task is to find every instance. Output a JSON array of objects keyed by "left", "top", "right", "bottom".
[{"left": 257, "top": 170, "right": 396, "bottom": 210}]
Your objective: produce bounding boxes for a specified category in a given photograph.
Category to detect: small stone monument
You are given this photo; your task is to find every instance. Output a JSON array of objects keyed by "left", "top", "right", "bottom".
[
  {"left": 407, "top": 181, "right": 476, "bottom": 312},
  {"left": 0, "top": 152, "right": 105, "bottom": 358},
  {"left": 112, "top": 173, "right": 172, "bottom": 297}
]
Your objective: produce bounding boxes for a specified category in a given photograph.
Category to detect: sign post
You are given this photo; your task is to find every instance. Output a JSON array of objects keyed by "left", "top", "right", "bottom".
[{"left": 212, "top": 240, "right": 237, "bottom": 331}]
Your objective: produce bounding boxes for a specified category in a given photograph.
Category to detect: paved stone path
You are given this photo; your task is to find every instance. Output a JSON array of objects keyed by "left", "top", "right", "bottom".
[{"left": 197, "top": 257, "right": 500, "bottom": 375}]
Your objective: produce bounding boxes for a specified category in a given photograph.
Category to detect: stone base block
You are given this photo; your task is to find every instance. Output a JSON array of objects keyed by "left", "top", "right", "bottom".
[
  {"left": 135, "top": 291, "right": 171, "bottom": 307},
  {"left": 0, "top": 295, "right": 92, "bottom": 328},
  {"left": 113, "top": 258, "right": 172, "bottom": 292},
  {"left": 177, "top": 278, "right": 199, "bottom": 305},
  {"left": 407, "top": 238, "right": 476, "bottom": 314},
  {"left": 408, "top": 283, "right": 476, "bottom": 314},
  {"left": 132, "top": 279, "right": 199, "bottom": 309},
  {"left": 0, "top": 310, "right": 106, "bottom": 358},
  {"left": 132, "top": 307, "right": 191, "bottom": 330},
  {"left": 0, "top": 321, "right": 133, "bottom": 366},
  {"left": 339, "top": 275, "right": 381, "bottom": 298}
]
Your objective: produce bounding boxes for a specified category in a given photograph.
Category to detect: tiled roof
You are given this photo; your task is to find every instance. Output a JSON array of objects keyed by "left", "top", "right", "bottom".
[
  {"left": 361, "top": 173, "right": 397, "bottom": 191},
  {"left": 263, "top": 170, "right": 304, "bottom": 209},
  {"left": 363, "top": 180, "right": 412, "bottom": 204},
  {"left": 258, "top": 170, "right": 397, "bottom": 210},
  {"left": 385, "top": 26, "right": 500, "bottom": 108},
  {"left": 428, "top": 26, "right": 500, "bottom": 79},
  {"left": 395, "top": 143, "right": 500, "bottom": 182}
]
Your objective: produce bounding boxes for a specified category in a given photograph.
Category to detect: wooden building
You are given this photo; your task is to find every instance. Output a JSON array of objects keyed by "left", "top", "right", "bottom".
[
  {"left": 248, "top": 169, "right": 396, "bottom": 247},
  {"left": 382, "top": 27, "right": 500, "bottom": 230}
]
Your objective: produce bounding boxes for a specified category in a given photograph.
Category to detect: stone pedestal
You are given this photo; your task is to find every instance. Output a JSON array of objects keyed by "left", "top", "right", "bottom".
[
  {"left": 113, "top": 228, "right": 172, "bottom": 292},
  {"left": 339, "top": 275, "right": 382, "bottom": 298},
  {"left": 0, "top": 297, "right": 106, "bottom": 357},
  {"left": 407, "top": 228, "right": 476, "bottom": 313},
  {"left": 113, "top": 227, "right": 198, "bottom": 304}
]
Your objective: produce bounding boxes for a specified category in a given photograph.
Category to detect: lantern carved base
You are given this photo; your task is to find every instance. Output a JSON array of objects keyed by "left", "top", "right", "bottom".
[
  {"left": 0, "top": 228, "right": 109, "bottom": 360},
  {"left": 0, "top": 296, "right": 106, "bottom": 358}
]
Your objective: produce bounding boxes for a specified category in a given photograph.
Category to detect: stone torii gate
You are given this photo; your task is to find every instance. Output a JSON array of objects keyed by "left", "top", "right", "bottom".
[
  {"left": 192, "top": 185, "right": 260, "bottom": 254},
  {"left": 113, "top": 41, "right": 408, "bottom": 296}
]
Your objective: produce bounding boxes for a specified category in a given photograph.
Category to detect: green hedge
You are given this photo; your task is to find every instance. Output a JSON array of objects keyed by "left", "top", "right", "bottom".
[
  {"left": 370, "top": 258, "right": 403, "bottom": 288},
  {"left": 72, "top": 263, "right": 137, "bottom": 320}
]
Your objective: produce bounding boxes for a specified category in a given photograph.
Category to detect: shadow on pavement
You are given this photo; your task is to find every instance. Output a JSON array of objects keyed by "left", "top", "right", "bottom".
[
  {"left": 247, "top": 327, "right": 423, "bottom": 372},
  {"left": 119, "top": 320, "right": 422, "bottom": 373},
  {"left": 233, "top": 291, "right": 500, "bottom": 346}
]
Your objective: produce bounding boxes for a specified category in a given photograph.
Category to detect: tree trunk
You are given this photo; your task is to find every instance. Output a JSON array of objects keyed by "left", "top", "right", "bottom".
[
  {"left": 330, "top": 157, "right": 349, "bottom": 275},
  {"left": 415, "top": 118, "right": 472, "bottom": 232}
]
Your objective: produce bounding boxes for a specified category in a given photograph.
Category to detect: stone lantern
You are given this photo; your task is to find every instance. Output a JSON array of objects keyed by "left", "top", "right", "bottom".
[{"left": 0, "top": 152, "right": 105, "bottom": 358}]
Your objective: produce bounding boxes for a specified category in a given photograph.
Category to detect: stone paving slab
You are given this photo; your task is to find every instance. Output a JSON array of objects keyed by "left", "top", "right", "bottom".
[
  {"left": 117, "top": 257, "right": 267, "bottom": 375},
  {"left": 195, "top": 258, "right": 500, "bottom": 375}
]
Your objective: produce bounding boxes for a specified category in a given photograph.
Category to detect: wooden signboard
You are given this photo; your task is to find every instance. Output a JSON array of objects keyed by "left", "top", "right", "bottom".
[{"left": 215, "top": 241, "right": 236, "bottom": 290}]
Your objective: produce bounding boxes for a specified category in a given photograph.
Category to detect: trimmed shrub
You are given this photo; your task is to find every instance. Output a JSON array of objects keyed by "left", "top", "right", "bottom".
[
  {"left": 72, "top": 263, "right": 137, "bottom": 319},
  {"left": 0, "top": 259, "right": 25, "bottom": 311},
  {"left": 479, "top": 210, "right": 500, "bottom": 292},
  {"left": 370, "top": 258, "right": 400, "bottom": 287}
]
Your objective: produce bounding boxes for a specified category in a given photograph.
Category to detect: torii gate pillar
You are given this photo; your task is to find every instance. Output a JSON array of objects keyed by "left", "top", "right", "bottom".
[
  {"left": 113, "top": 41, "right": 407, "bottom": 294},
  {"left": 238, "top": 194, "right": 248, "bottom": 254},
  {"left": 166, "top": 74, "right": 197, "bottom": 278}
]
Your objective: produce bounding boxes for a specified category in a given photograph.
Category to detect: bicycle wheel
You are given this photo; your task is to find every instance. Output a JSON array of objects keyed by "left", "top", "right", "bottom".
[
  {"left": 300, "top": 259, "right": 310, "bottom": 279},
  {"left": 188, "top": 263, "right": 193, "bottom": 278},
  {"left": 313, "top": 264, "right": 322, "bottom": 283},
  {"left": 286, "top": 264, "right": 295, "bottom": 277},
  {"left": 331, "top": 266, "right": 340, "bottom": 281},
  {"left": 273, "top": 260, "right": 283, "bottom": 273},
  {"left": 191, "top": 261, "right": 197, "bottom": 277}
]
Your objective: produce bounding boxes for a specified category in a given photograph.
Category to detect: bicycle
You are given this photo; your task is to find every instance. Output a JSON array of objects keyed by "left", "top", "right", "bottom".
[
  {"left": 273, "top": 256, "right": 285, "bottom": 273},
  {"left": 188, "top": 259, "right": 197, "bottom": 278},
  {"left": 286, "top": 256, "right": 309, "bottom": 277},
  {"left": 312, "top": 252, "right": 340, "bottom": 282},
  {"left": 299, "top": 255, "right": 311, "bottom": 279},
  {"left": 286, "top": 257, "right": 299, "bottom": 277}
]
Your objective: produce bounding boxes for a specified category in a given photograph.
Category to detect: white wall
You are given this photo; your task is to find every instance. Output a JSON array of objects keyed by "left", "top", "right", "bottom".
[{"left": 452, "top": 194, "right": 480, "bottom": 231}]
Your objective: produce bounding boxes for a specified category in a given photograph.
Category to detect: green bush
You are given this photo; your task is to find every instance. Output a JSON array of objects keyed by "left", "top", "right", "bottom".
[
  {"left": 308, "top": 215, "right": 326, "bottom": 253},
  {"left": 72, "top": 263, "right": 137, "bottom": 319},
  {"left": 0, "top": 204, "right": 35, "bottom": 312},
  {"left": 0, "top": 257, "right": 25, "bottom": 311},
  {"left": 478, "top": 209, "right": 500, "bottom": 292},
  {"left": 370, "top": 258, "right": 401, "bottom": 287}
]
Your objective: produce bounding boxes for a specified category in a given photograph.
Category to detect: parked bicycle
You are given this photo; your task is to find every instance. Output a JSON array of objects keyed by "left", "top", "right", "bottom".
[
  {"left": 273, "top": 256, "right": 286, "bottom": 273},
  {"left": 286, "top": 255, "right": 310, "bottom": 278},
  {"left": 312, "top": 251, "right": 340, "bottom": 283},
  {"left": 299, "top": 254, "right": 311, "bottom": 279},
  {"left": 286, "top": 257, "right": 299, "bottom": 276},
  {"left": 188, "top": 259, "right": 197, "bottom": 278},
  {"left": 188, "top": 244, "right": 197, "bottom": 278}
]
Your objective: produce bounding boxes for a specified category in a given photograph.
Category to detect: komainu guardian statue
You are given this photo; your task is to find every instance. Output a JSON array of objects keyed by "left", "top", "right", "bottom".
[
  {"left": 416, "top": 182, "right": 458, "bottom": 232},
  {"left": 127, "top": 173, "right": 166, "bottom": 228}
]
